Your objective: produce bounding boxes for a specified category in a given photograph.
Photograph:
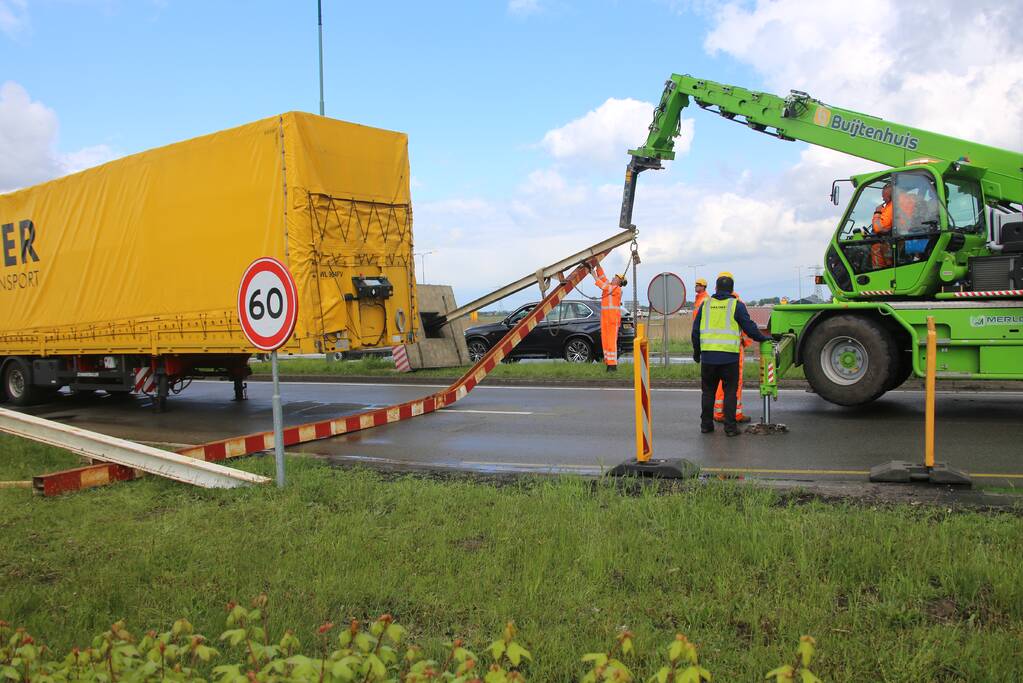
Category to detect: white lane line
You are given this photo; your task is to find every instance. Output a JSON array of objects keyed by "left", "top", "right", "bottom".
[{"left": 438, "top": 409, "right": 534, "bottom": 415}]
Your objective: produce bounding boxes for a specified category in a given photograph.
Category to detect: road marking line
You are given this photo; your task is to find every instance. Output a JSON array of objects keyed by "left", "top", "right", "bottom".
[
  {"left": 439, "top": 409, "right": 534, "bottom": 415},
  {"left": 462, "top": 462, "right": 1023, "bottom": 479}
]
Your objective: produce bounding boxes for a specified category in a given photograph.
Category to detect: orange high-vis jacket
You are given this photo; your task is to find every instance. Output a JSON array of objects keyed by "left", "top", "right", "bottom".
[{"left": 593, "top": 265, "right": 622, "bottom": 312}]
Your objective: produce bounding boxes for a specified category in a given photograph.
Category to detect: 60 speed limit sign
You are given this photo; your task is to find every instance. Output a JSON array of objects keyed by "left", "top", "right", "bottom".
[{"left": 237, "top": 257, "right": 298, "bottom": 350}]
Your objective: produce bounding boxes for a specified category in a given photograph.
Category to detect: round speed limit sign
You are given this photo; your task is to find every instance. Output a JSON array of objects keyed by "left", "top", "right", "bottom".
[{"left": 237, "top": 257, "right": 298, "bottom": 351}]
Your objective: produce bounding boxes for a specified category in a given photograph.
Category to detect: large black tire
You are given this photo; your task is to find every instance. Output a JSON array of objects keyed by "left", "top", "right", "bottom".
[
  {"left": 803, "top": 316, "right": 895, "bottom": 406},
  {"left": 885, "top": 351, "right": 914, "bottom": 391},
  {"left": 466, "top": 338, "right": 489, "bottom": 364},
  {"left": 563, "top": 337, "right": 593, "bottom": 363},
  {"left": 3, "top": 358, "right": 38, "bottom": 407}
]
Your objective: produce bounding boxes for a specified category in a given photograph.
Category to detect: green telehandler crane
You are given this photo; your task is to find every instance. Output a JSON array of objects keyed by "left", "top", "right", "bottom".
[{"left": 621, "top": 74, "right": 1023, "bottom": 410}]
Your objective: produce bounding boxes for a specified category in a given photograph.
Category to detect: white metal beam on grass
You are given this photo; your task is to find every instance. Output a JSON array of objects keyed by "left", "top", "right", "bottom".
[{"left": 0, "top": 408, "right": 270, "bottom": 489}]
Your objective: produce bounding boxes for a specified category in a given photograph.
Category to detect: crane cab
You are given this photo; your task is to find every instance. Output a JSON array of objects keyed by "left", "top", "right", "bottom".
[{"left": 823, "top": 163, "right": 993, "bottom": 299}]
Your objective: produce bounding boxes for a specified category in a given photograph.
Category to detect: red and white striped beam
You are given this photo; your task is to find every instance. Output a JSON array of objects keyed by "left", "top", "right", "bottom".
[
  {"left": 952, "top": 289, "right": 1023, "bottom": 298},
  {"left": 31, "top": 256, "right": 604, "bottom": 494}
]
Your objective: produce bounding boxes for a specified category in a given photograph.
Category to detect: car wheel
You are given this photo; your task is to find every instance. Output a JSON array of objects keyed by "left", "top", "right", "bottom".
[
  {"left": 803, "top": 315, "right": 894, "bottom": 406},
  {"left": 563, "top": 337, "right": 593, "bottom": 363},
  {"left": 467, "top": 338, "right": 489, "bottom": 364},
  {"left": 3, "top": 358, "right": 38, "bottom": 407}
]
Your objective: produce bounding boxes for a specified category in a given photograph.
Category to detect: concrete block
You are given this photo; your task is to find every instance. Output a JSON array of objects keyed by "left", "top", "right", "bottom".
[{"left": 406, "top": 285, "right": 471, "bottom": 369}]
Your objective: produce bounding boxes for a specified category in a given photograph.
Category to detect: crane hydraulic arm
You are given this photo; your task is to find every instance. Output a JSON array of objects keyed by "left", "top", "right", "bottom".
[{"left": 620, "top": 74, "right": 1023, "bottom": 229}]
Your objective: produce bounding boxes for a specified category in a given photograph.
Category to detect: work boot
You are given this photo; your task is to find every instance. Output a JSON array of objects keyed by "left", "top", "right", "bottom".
[
  {"left": 701, "top": 424, "right": 714, "bottom": 434},
  {"left": 724, "top": 427, "right": 741, "bottom": 437},
  {"left": 606, "top": 365, "right": 617, "bottom": 372}
]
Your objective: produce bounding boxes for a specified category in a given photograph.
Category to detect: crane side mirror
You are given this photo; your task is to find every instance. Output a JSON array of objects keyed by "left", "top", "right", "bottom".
[{"left": 830, "top": 181, "right": 840, "bottom": 206}]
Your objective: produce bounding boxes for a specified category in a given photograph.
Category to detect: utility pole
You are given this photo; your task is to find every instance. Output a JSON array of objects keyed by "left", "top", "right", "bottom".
[
  {"left": 317, "top": 0, "right": 325, "bottom": 116},
  {"left": 795, "top": 265, "right": 803, "bottom": 300},
  {"left": 811, "top": 264, "right": 824, "bottom": 300}
]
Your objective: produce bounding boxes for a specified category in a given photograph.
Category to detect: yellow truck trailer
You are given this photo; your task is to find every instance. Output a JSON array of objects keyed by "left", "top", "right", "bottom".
[{"left": 0, "top": 112, "right": 417, "bottom": 409}]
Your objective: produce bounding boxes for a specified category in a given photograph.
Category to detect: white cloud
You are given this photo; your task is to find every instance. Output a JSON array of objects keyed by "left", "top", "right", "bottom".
[
  {"left": 0, "top": 0, "right": 28, "bottom": 37},
  {"left": 518, "top": 168, "right": 587, "bottom": 205},
  {"left": 541, "top": 97, "right": 694, "bottom": 166},
  {"left": 0, "top": 82, "right": 117, "bottom": 193},
  {"left": 704, "top": 0, "right": 1023, "bottom": 150},
  {"left": 418, "top": 0, "right": 1023, "bottom": 305},
  {"left": 508, "top": 0, "right": 541, "bottom": 16}
]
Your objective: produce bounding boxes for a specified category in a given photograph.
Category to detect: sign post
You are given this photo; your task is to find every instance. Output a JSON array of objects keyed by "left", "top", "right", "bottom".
[
  {"left": 238, "top": 257, "right": 299, "bottom": 488},
  {"left": 647, "top": 273, "right": 686, "bottom": 368}
]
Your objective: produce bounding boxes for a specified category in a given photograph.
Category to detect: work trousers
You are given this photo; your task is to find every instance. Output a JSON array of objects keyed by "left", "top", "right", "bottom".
[
  {"left": 701, "top": 361, "right": 739, "bottom": 431},
  {"left": 601, "top": 314, "right": 620, "bottom": 366}
]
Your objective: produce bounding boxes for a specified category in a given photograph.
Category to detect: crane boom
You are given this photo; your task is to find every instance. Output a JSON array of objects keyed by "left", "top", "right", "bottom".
[{"left": 620, "top": 74, "right": 1022, "bottom": 228}]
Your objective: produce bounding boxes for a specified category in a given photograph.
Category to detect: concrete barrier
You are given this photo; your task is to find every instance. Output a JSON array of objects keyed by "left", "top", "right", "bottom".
[{"left": 405, "top": 285, "right": 472, "bottom": 369}]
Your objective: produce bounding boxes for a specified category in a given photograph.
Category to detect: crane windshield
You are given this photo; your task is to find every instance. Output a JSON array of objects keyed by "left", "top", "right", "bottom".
[{"left": 944, "top": 177, "right": 984, "bottom": 233}]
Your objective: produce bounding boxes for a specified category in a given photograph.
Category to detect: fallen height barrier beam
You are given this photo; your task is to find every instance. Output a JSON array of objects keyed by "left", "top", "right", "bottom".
[
  {"left": 176, "top": 255, "right": 603, "bottom": 462},
  {"left": 32, "top": 247, "right": 612, "bottom": 495},
  {"left": 0, "top": 408, "right": 271, "bottom": 492}
]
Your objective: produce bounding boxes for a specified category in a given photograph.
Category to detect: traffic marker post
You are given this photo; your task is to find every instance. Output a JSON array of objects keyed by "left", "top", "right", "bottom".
[
  {"left": 608, "top": 322, "right": 699, "bottom": 480},
  {"left": 634, "top": 323, "right": 652, "bottom": 461},
  {"left": 237, "top": 257, "right": 298, "bottom": 488},
  {"left": 869, "top": 316, "right": 971, "bottom": 486}
]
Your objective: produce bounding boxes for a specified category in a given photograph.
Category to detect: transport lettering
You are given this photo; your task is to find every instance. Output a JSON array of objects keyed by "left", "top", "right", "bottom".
[{"left": 0, "top": 270, "right": 40, "bottom": 292}]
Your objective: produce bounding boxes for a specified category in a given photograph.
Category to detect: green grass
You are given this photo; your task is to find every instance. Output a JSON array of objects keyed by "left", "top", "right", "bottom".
[
  {"left": 255, "top": 357, "right": 806, "bottom": 381},
  {"left": 2, "top": 435, "right": 1021, "bottom": 681}
]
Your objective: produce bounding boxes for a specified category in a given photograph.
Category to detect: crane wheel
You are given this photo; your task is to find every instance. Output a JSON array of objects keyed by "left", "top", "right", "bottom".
[{"left": 803, "top": 315, "right": 895, "bottom": 406}]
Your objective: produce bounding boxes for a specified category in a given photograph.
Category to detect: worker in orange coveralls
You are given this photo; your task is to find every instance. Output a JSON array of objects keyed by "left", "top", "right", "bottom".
[
  {"left": 696, "top": 272, "right": 754, "bottom": 423},
  {"left": 693, "top": 277, "right": 709, "bottom": 310},
  {"left": 592, "top": 264, "right": 627, "bottom": 372},
  {"left": 871, "top": 182, "right": 895, "bottom": 268}
]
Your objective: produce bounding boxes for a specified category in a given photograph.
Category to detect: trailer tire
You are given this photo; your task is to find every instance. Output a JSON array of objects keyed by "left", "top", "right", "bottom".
[
  {"left": 803, "top": 316, "right": 894, "bottom": 406},
  {"left": 3, "top": 358, "right": 38, "bottom": 407}
]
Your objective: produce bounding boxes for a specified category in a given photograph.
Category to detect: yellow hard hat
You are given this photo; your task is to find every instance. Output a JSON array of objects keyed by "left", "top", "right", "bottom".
[
  {"left": 717, "top": 271, "right": 734, "bottom": 279},
  {"left": 695, "top": 277, "right": 707, "bottom": 286}
]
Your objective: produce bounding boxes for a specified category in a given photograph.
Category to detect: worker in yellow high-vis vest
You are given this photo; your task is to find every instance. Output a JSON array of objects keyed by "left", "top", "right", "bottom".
[{"left": 691, "top": 273, "right": 771, "bottom": 436}]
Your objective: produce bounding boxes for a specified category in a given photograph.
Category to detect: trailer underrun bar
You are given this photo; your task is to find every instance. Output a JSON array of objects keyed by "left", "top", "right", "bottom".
[{"left": 30, "top": 246, "right": 616, "bottom": 495}]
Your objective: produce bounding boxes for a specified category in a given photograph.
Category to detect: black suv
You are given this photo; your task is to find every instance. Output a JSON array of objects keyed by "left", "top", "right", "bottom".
[{"left": 464, "top": 300, "right": 635, "bottom": 363}]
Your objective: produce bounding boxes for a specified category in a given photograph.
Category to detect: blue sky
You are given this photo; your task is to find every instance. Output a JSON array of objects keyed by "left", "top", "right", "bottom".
[{"left": 2, "top": 0, "right": 1020, "bottom": 305}]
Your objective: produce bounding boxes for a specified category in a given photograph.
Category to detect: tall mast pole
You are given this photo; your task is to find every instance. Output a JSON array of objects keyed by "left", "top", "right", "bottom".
[{"left": 318, "top": 0, "right": 325, "bottom": 116}]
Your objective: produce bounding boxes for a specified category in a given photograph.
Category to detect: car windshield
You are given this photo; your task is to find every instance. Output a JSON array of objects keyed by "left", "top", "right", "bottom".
[{"left": 506, "top": 305, "right": 535, "bottom": 325}]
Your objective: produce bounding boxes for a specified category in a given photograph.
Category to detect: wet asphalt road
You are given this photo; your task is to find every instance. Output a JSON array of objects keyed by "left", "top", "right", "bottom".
[{"left": 17, "top": 380, "right": 1023, "bottom": 486}]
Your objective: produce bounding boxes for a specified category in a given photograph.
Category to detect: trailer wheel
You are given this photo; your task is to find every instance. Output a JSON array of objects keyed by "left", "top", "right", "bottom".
[
  {"left": 3, "top": 358, "right": 37, "bottom": 407},
  {"left": 803, "top": 316, "right": 894, "bottom": 406}
]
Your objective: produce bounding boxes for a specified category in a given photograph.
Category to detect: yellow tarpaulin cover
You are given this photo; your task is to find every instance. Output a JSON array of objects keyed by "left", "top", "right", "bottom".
[{"left": 0, "top": 112, "right": 416, "bottom": 355}]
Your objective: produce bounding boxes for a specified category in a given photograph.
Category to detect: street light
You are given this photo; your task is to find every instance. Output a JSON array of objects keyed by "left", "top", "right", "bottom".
[
  {"left": 317, "top": 0, "right": 325, "bottom": 116},
  {"left": 686, "top": 264, "right": 705, "bottom": 303},
  {"left": 414, "top": 250, "right": 435, "bottom": 284}
]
